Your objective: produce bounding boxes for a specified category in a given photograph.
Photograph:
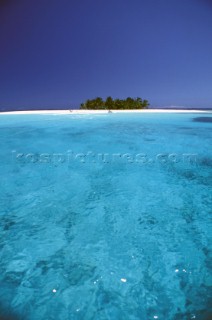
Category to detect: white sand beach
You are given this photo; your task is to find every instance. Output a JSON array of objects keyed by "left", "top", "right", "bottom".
[{"left": 0, "top": 109, "right": 211, "bottom": 115}]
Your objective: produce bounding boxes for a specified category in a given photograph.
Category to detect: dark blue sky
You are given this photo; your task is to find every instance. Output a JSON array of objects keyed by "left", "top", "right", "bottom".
[{"left": 0, "top": 0, "right": 212, "bottom": 110}]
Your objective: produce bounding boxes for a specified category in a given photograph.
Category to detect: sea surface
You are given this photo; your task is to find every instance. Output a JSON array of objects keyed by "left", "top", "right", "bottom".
[{"left": 0, "top": 112, "right": 211, "bottom": 320}]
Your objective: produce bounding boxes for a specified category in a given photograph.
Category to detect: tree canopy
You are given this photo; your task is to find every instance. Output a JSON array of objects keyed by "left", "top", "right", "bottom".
[{"left": 80, "top": 97, "right": 149, "bottom": 110}]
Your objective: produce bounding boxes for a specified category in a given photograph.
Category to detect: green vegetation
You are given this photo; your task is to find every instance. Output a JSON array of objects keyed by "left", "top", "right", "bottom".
[{"left": 80, "top": 97, "right": 149, "bottom": 110}]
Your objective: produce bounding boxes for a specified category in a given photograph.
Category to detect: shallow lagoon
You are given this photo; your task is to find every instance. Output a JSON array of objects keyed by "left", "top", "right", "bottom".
[{"left": 0, "top": 113, "right": 211, "bottom": 319}]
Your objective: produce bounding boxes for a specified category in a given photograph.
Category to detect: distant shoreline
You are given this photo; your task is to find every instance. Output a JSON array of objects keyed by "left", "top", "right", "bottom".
[{"left": 0, "top": 109, "right": 211, "bottom": 115}]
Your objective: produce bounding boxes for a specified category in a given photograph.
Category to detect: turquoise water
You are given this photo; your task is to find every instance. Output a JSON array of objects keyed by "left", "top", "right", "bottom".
[{"left": 0, "top": 113, "right": 211, "bottom": 320}]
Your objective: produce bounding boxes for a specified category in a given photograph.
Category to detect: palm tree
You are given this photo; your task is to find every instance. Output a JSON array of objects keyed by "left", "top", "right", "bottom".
[
  {"left": 142, "top": 99, "right": 150, "bottom": 109},
  {"left": 105, "top": 96, "right": 114, "bottom": 109}
]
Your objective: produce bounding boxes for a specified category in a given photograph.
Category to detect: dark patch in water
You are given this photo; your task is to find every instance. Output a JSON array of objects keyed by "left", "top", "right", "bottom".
[
  {"left": 182, "top": 171, "right": 196, "bottom": 180},
  {"left": 3, "top": 221, "right": 15, "bottom": 231},
  {"left": 0, "top": 299, "right": 22, "bottom": 319},
  {"left": 138, "top": 216, "right": 157, "bottom": 228},
  {"left": 193, "top": 117, "right": 212, "bottom": 123},
  {"left": 144, "top": 138, "right": 155, "bottom": 142},
  {"left": 198, "top": 157, "right": 212, "bottom": 167},
  {"left": 0, "top": 313, "right": 21, "bottom": 320},
  {"left": 171, "top": 166, "right": 212, "bottom": 187},
  {"left": 65, "top": 263, "right": 96, "bottom": 286},
  {"left": 179, "top": 127, "right": 193, "bottom": 130},
  {"left": 174, "top": 310, "right": 212, "bottom": 320}
]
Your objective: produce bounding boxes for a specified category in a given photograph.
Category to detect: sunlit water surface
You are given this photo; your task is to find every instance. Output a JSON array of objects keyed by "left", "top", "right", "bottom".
[{"left": 0, "top": 113, "right": 211, "bottom": 320}]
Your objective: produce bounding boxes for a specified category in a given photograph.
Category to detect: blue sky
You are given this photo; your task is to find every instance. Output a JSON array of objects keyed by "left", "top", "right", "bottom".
[{"left": 0, "top": 0, "right": 212, "bottom": 109}]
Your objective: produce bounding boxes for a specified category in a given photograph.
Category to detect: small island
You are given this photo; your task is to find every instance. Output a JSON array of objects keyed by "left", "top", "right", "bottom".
[{"left": 80, "top": 97, "right": 149, "bottom": 110}]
